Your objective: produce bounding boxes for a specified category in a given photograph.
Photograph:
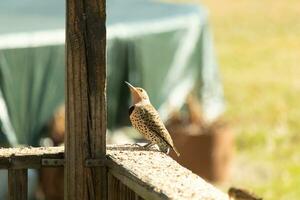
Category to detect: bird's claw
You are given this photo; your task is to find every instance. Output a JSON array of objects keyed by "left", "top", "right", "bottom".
[
  {"left": 135, "top": 142, "right": 154, "bottom": 149},
  {"left": 143, "top": 142, "right": 154, "bottom": 148}
]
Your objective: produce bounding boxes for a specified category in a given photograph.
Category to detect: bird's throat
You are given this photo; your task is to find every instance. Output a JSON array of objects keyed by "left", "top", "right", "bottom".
[{"left": 135, "top": 99, "right": 151, "bottom": 106}]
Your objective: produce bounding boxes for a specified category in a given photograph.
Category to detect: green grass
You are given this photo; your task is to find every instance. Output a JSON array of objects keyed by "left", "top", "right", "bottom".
[{"left": 170, "top": 0, "right": 300, "bottom": 199}]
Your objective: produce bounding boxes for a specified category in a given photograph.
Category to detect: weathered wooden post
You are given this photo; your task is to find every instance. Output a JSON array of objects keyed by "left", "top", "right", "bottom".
[
  {"left": 65, "top": 0, "right": 107, "bottom": 199},
  {"left": 8, "top": 169, "right": 27, "bottom": 200}
]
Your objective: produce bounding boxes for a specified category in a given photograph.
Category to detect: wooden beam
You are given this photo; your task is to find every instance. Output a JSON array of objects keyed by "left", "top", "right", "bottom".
[
  {"left": 108, "top": 169, "right": 161, "bottom": 200},
  {"left": 107, "top": 172, "right": 141, "bottom": 200},
  {"left": 106, "top": 144, "right": 229, "bottom": 200},
  {"left": 8, "top": 169, "right": 28, "bottom": 200},
  {"left": 65, "top": 0, "right": 107, "bottom": 199},
  {"left": 0, "top": 146, "right": 64, "bottom": 169},
  {"left": 0, "top": 146, "right": 229, "bottom": 199}
]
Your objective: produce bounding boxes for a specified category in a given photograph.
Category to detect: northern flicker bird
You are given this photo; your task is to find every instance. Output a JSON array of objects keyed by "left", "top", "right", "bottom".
[
  {"left": 125, "top": 81, "right": 180, "bottom": 156},
  {"left": 228, "top": 187, "right": 262, "bottom": 200}
]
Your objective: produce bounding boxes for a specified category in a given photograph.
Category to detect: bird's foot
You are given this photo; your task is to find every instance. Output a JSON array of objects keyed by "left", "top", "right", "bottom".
[
  {"left": 143, "top": 142, "right": 154, "bottom": 148},
  {"left": 135, "top": 142, "right": 156, "bottom": 150},
  {"left": 135, "top": 142, "right": 150, "bottom": 147}
]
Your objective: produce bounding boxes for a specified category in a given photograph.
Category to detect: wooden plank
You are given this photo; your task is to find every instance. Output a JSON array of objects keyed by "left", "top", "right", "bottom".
[
  {"left": 65, "top": 0, "right": 107, "bottom": 199},
  {"left": 108, "top": 172, "right": 143, "bottom": 200},
  {"left": 108, "top": 169, "right": 158, "bottom": 200},
  {"left": 107, "top": 160, "right": 167, "bottom": 200},
  {"left": 8, "top": 169, "right": 28, "bottom": 200},
  {"left": 0, "top": 147, "right": 64, "bottom": 169},
  {"left": 0, "top": 145, "right": 229, "bottom": 199},
  {"left": 106, "top": 144, "right": 229, "bottom": 200}
]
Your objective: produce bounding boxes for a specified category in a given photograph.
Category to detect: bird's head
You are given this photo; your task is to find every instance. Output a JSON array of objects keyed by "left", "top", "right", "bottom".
[{"left": 125, "top": 81, "right": 150, "bottom": 105}]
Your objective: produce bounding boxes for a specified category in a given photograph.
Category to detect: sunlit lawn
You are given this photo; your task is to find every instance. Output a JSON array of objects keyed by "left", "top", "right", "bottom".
[{"left": 170, "top": 0, "right": 300, "bottom": 199}]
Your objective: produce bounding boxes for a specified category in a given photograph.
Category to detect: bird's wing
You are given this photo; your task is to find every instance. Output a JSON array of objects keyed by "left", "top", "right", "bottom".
[{"left": 136, "top": 104, "right": 174, "bottom": 148}]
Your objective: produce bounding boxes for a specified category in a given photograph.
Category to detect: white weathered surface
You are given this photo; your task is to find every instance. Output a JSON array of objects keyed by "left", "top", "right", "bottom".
[
  {"left": 107, "top": 144, "right": 229, "bottom": 200},
  {"left": 0, "top": 145, "right": 229, "bottom": 199},
  {"left": 0, "top": 146, "right": 64, "bottom": 157}
]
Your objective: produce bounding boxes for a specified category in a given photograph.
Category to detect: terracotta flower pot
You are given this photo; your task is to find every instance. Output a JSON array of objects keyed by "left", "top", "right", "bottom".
[{"left": 167, "top": 120, "right": 233, "bottom": 183}]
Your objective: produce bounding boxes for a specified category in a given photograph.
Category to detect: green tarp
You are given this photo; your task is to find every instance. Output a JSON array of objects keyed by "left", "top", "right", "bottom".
[
  {"left": 0, "top": 0, "right": 224, "bottom": 146},
  {"left": 0, "top": 46, "right": 64, "bottom": 145}
]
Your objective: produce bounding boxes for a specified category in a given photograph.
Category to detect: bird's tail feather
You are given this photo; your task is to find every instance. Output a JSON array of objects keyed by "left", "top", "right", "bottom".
[{"left": 172, "top": 146, "right": 180, "bottom": 157}]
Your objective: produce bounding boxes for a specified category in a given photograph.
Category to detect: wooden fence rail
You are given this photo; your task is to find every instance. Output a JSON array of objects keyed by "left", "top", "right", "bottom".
[
  {"left": 0, "top": 0, "right": 229, "bottom": 199},
  {"left": 0, "top": 145, "right": 229, "bottom": 200}
]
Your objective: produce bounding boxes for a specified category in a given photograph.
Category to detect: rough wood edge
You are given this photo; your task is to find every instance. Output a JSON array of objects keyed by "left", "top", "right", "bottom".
[
  {"left": 107, "top": 160, "right": 168, "bottom": 200},
  {"left": 0, "top": 146, "right": 64, "bottom": 169},
  {"left": 108, "top": 172, "right": 143, "bottom": 200},
  {"left": 65, "top": 0, "right": 107, "bottom": 199},
  {"left": 0, "top": 145, "right": 229, "bottom": 199},
  {"left": 8, "top": 168, "right": 28, "bottom": 200},
  {"left": 106, "top": 144, "right": 229, "bottom": 200}
]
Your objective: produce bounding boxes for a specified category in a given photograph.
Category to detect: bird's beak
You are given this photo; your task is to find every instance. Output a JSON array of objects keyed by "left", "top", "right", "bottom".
[
  {"left": 125, "top": 81, "right": 141, "bottom": 104},
  {"left": 125, "top": 81, "right": 136, "bottom": 91}
]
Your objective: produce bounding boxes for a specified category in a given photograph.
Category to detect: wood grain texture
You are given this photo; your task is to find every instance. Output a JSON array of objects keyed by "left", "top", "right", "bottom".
[
  {"left": 108, "top": 172, "right": 144, "bottom": 200},
  {"left": 0, "top": 145, "right": 229, "bottom": 199},
  {"left": 0, "top": 146, "right": 64, "bottom": 169},
  {"left": 8, "top": 169, "right": 28, "bottom": 200},
  {"left": 106, "top": 144, "right": 229, "bottom": 200},
  {"left": 65, "top": 0, "right": 107, "bottom": 199}
]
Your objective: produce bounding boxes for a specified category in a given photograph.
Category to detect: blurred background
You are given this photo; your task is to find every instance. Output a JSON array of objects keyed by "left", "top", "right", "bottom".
[
  {"left": 0, "top": 0, "right": 299, "bottom": 199},
  {"left": 192, "top": 0, "right": 300, "bottom": 199}
]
